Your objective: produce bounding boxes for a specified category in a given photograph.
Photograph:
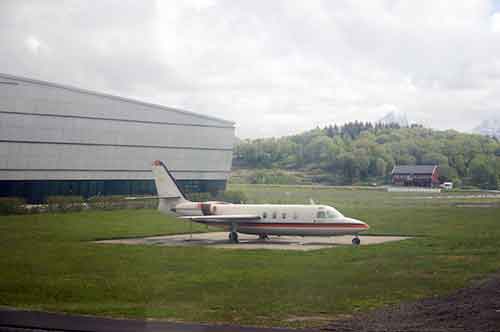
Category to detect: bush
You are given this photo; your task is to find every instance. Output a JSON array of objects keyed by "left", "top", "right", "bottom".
[
  {"left": 87, "top": 195, "right": 122, "bottom": 210},
  {"left": 460, "top": 185, "right": 480, "bottom": 190},
  {"left": 216, "top": 190, "right": 247, "bottom": 203},
  {"left": 187, "top": 192, "right": 213, "bottom": 202},
  {"left": 250, "top": 170, "right": 300, "bottom": 185},
  {"left": 47, "top": 196, "right": 85, "bottom": 213},
  {"left": 87, "top": 195, "right": 157, "bottom": 210},
  {"left": 186, "top": 190, "right": 248, "bottom": 204},
  {"left": 0, "top": 197, "right": 26, "bottom": 215},
  {"left": 311, "top": 173, "right": 343, "bottom": 185}
]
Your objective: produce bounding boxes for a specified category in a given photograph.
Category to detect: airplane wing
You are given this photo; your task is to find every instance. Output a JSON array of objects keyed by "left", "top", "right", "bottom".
[{"left": 180, "top": 214, "right": 261, "bottom": 224}]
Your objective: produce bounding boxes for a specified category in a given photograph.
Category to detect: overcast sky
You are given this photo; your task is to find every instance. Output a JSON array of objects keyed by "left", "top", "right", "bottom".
[{"left": 2, "top": 0, "right": 500, "bottom": 138}]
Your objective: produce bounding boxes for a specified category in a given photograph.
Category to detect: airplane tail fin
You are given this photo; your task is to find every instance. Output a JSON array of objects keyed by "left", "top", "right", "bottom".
[{"left": 151, "top": 160, "right": 188, "bottom": 213}]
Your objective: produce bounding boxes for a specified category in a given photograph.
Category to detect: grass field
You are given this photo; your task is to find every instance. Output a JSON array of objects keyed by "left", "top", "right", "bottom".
[{"left": 1, "top": 185, "right": 500, "bottom": 327}]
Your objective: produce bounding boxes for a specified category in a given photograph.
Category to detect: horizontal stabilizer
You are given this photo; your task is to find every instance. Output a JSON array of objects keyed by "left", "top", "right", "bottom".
[{"left": 124, "top": 196, "right": 180, "bottom": 200}]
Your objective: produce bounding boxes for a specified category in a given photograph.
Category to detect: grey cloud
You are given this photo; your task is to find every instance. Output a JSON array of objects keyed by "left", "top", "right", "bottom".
[{"left": 1, "top": 0, "right": 500, "bottom": 138}]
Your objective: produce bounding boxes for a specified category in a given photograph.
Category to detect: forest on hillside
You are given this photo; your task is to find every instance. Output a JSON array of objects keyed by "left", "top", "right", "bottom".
[{"left": 233, "top": 122, "right": 500, "bottom": 189}]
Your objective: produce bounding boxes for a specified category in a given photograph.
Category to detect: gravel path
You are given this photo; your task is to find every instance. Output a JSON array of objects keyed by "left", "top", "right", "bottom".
[{"left": 325, "top": 273, "right": 500, "bottom": 332}]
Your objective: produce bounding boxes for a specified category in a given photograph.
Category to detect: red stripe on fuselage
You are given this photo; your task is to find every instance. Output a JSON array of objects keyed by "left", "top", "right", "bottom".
[{"left": 222, "top": 222, "right": 368, "bottom": 229}]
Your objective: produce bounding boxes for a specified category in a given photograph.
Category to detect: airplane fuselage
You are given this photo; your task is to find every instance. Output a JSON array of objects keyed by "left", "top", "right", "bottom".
[{"left": 172, "top": 201, "right": 369, "bottom": 237}]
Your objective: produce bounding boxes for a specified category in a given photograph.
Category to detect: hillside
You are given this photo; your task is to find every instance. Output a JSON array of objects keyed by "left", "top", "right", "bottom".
[{"left": 233, "top": 122, "right": 500, "bottom": 189}]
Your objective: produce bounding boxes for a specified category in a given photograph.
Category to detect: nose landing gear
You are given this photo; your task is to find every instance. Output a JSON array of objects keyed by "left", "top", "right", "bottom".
[{"left": 352, "top": 236, "right": 361, "bottom": 246}]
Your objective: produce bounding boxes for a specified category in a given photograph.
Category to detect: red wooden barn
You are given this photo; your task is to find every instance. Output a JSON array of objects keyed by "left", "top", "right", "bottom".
[{"left": 391, "top": 165, "right": 439, "bottom": 188}]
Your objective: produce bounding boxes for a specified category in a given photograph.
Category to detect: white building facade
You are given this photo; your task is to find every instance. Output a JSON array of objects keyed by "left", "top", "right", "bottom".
[{"left": 0, "top": 73, "right": 235, "bottom": 202}]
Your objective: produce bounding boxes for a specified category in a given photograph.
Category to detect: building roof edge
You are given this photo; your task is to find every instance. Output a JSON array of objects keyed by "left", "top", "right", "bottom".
[{"left": 0, "top": 72, "right": 235, "bottom": 127}]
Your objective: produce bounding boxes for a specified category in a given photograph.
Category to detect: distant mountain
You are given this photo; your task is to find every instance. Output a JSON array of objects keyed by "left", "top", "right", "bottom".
[
  {"left": 378, "top": 111, "right": 409, "bottom": 127},
  {"left": 473, "top": 119, "right": 500, "bottom": 138}
]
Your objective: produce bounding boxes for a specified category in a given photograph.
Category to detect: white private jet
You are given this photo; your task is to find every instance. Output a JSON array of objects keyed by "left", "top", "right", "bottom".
[{"left": 151, "top": 160, "right": 369, "bottom": 245}]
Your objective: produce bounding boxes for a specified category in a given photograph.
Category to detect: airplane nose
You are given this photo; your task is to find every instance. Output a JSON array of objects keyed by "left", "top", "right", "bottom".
[
  {"left": 357, "top": 220, "right": 369, "bottom": 230},
  {"left": 348, "top": 217, "right": 369, "bottom": 230}
]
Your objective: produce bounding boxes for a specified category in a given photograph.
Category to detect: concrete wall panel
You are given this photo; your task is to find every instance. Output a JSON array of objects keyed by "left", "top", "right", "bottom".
[
  {"left": 0, "top": 112, "right": 234, "bottom": 149},
  {"left": 0, "top": 142, "right": 231, "bottom": 173}
]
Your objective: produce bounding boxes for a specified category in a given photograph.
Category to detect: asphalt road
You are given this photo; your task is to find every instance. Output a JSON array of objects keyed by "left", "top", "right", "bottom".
[{"left": 0, "top": 308, "right": 313, "bottom": 332}]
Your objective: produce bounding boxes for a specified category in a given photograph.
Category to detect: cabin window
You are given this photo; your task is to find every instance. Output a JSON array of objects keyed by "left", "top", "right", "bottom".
[
  {"left": 272, "top": 211, "right": 277, "bottom": 219},
  {"left": 316, "top": 211, "right": 326, "bottom": 219},
  {"left": 281, "top": 212, "right": 287, "bottom": 219},
  {"left": 262, "top": 212, "right": 267, "bottom": 219}
]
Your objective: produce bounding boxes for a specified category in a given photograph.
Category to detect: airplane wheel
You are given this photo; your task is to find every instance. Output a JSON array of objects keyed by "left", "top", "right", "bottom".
[
  {"left": 229, "top": 232, "right": 239, "bottom": 243},
  {"left": 352, "top": 237, "right": 361, "bottom": 246}
]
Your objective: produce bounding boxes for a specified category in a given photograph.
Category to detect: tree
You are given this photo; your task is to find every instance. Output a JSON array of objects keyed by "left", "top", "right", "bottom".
[
  {"left": 469, "top": 155, "right": 497, "bottom": 189},
  {"left": 375, "top": 158, "right": 387, "bottom": 176},
  {"left": 232, "top": 121, "right": 500, "bottom": 187}
]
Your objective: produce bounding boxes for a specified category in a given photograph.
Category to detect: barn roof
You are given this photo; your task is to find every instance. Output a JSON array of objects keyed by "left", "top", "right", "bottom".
[{"left": 392, "top": 165, "right": 437, "bottom": 175}]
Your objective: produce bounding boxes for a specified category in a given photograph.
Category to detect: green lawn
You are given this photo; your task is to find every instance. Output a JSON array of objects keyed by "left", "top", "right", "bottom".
[{"left": 1, "top": 186, "right": 500, "bottom": 327}]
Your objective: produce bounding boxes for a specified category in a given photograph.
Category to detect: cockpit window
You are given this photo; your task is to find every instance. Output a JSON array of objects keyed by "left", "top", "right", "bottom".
[
  {"left": 317, "top": 207, "right": 343, "bottom": 219},
  {"left": 316, "top": 211, "right": 326, "bottom": 219},
  {"left": 326, "top": 208, "right": 343, "bottom": 219}
]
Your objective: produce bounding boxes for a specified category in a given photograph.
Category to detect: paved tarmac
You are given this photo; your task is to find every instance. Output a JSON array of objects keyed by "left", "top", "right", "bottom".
[
  {"left": 95, "top": 232, "right": 410, "bottom": 251},
  {"left": 0, "top": 308, "right": 312, "bottom": 332}
]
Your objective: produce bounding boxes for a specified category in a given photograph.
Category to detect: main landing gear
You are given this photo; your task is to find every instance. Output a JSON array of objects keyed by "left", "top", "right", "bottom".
[
  {"left": 229, "top": 231, "right": 239, "bottom": 243},
  {"left": 228, "top": 222, "right": 239, "bottom": 243},
  {"left": 352, "top": 236, "right": 361, "bottom": 246}
]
